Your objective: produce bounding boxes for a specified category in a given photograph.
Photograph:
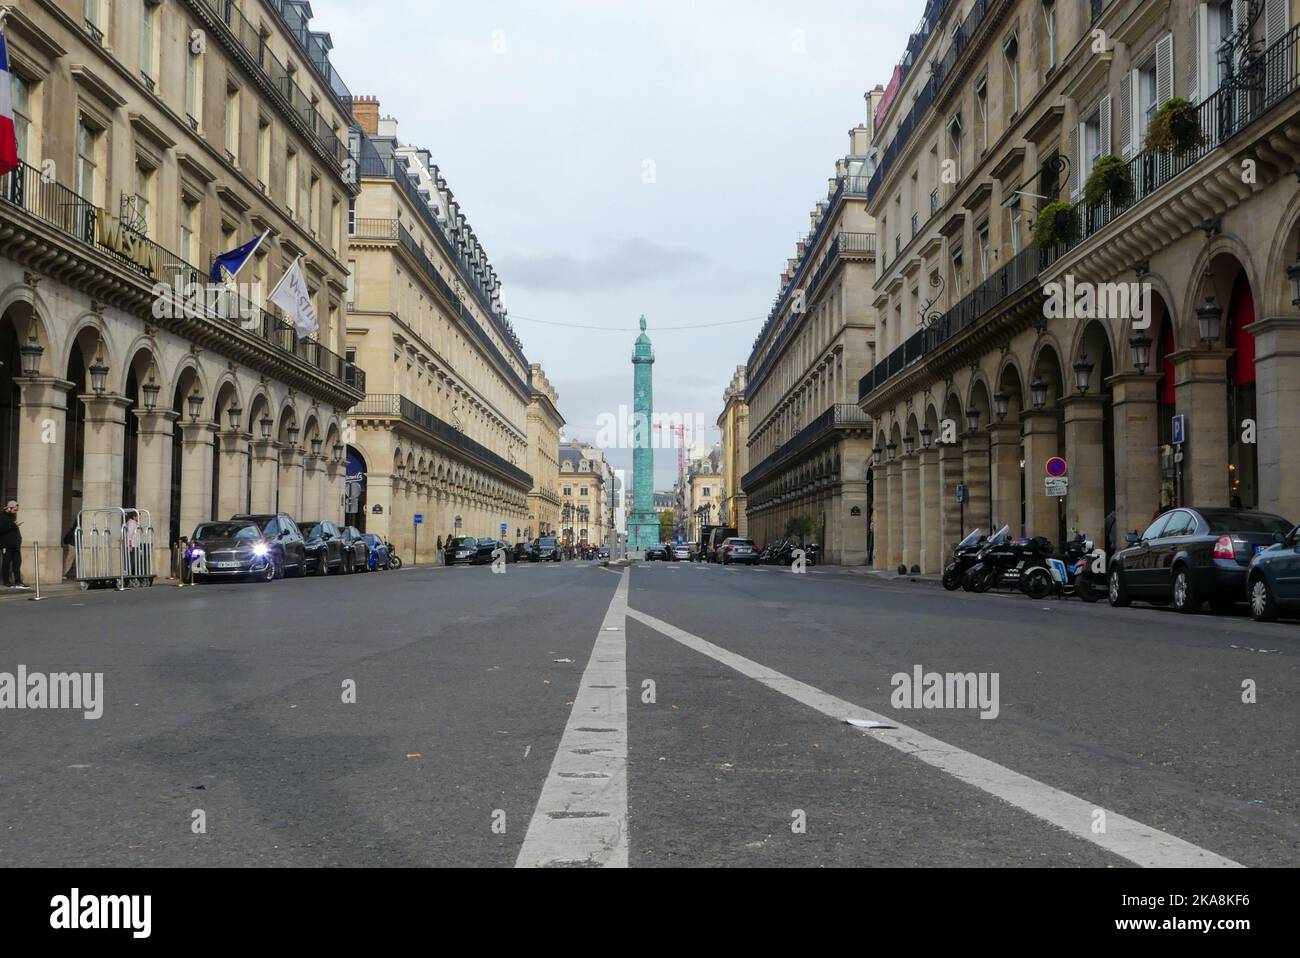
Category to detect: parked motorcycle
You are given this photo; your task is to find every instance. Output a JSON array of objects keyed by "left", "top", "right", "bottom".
[
  {"left": 1021, "top": 534, "right": 1087, "bottom": 599},
  {"left": 959, "top": 527, "right": 1010, "bottom": 591},
  {"left": 963, "top": 532, "right": 1053, "bottom": 593},
  {"left": 385, "top": 540, "right": 403, "bottom": 570},
  {"left": 777, "top": 541, "right": 818, "bottom": 566},
  {"left": 942, "top": 528, "right": 988, "bottom": 591}
]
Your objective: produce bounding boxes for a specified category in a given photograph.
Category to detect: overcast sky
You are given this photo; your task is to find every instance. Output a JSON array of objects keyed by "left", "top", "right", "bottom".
[{"left": 315, "top": 0, "right": 918, "bottom": 488}]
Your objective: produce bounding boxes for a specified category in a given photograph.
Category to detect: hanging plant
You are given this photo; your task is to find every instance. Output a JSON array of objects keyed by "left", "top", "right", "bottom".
[
  {"left": 1084, "top": 154, "right": 1133, "bottom": 207},
  {"left": 1144, "top": 98, "right": 1205, "bottom": 153},
  {"left": 1034, "top": 201, "right": 1078, "bottom": 247}
]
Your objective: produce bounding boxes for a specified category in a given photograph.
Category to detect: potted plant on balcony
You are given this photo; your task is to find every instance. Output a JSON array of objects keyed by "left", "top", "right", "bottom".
[
  {"left": 1034, "top": 201, "right": 1078, "bottom": 248},
  {"left": 1144, "top": 98, "right": 1205, "bottom": 154},
  {"left": 1084, "top": 154, "right": 1133, "bottom": 207}
]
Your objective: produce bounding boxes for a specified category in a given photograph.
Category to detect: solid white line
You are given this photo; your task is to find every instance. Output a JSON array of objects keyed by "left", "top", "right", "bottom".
[
  {"left": 625, "top": 606, "right": 1241, "bottom": 869},
  {"left": 516, "top": 569, "right": 629, "bottom": 868}
]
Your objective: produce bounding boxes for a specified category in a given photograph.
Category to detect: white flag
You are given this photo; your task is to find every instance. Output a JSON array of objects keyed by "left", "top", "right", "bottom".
[{"left": 268, "top": 257, "right": 318, "bottom": 337}]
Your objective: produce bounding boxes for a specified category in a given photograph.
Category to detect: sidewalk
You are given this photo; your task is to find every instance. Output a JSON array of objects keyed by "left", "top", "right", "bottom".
[{"left": 829, "top": 566, "right": 946, "bottom": 587}]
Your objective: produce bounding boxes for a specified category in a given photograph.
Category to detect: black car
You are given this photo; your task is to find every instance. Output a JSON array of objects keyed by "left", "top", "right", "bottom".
[
  {"left": 531, "top": 536, "right": 561, "bottom": 562},
  {"left": 189, "top": 520, "right": 277, "bottom": 582},
  {"left": 645, "top": 544, "right": 668, "bottom": 561},
  {"left": 1247, "top": 525, "right": 1300, "bottom": 622},
  {"left": 339, "top": 526, "right": 369, "bottom": 574},
  {"left": 300, "top": 520, "right": 345, "bottom": 576},
  {"left": 1109, "top": 507, "right": 1294, "bottom": 614},
  {"left": 514, "top": 541, "right": 534, "bottom": 562},
  {"left": 230, "top": 513, "right": 307, "bottom": 578},
  {"left": 445, "top": 535, "right": 481, "bottom": 566}
]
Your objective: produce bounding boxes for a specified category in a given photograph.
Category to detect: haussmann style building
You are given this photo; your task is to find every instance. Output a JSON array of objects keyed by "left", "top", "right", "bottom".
[{"left": 859, "top": 0, "right": 1300, "bottom": 573}]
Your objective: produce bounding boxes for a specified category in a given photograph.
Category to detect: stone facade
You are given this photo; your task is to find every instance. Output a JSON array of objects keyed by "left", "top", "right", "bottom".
[
  {"left": 859, "top": 0, "right": 1300, "bottom": 572},
  {"left": 558, "top": 439, "right": 606, "bottom": 547},
  {"left": 716, "top": 365, "right": 749, "bottom": 535},
  {"left": 346, "top": 104, "right": 531, "bottom": 555},
  {"left": 526, "top": 363, "right": 563, "bottom": 539},
  {"left": 0, "top": 0, "right": 364, "bottom": 572},
  {"left": 743, "top": 123, "right": 880, "bottom": 564}
]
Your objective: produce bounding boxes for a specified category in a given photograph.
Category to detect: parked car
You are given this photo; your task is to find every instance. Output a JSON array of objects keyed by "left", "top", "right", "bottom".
[
  {"left": 1246, "top": 524, "right": 1300, "bottom": 622},
  {"left": 645, "top": 544, "right": 668, "bottom": 561},
  {"left": 597, "top": 546, "right": 611, "bottom": 560},
  {"left": 300, "top": 520, "right": 345, "bottom": 576},
  {"left": 1108, "top": 507, "right": 1294, "bottom": 613},
  {"left": 362, "top": 533, "right": 392, "bottom": 571},
  {"left": 493, "top": 540, "right": 516, "bottom": 563},
  {"left": 339, "top": 526, "right": 370, "bottom": 574},
  {"left": 671, "top": 543, "right": 691, "bottom": 561},
  {"left": 189, "top": 520, "right": 277, "bottom": 583},
  {"left": 445, "top": 536, "right": 480, "bottom": 566},
  {"left": 514, "top": 541, "right": 535, "bottom": 562},
  {"left": 719, "top": 537, "right": 759, "bottom": 565},
  {"left": 531, "top": 536, "right": 562, "bottom": 562},
  {"left": 230, "top": 513, "right": 307, "bottom": 578}
]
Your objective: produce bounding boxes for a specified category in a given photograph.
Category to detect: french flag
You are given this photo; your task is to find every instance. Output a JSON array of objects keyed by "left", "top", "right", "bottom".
[{"left": 0, "top": 24, "right": 18, "bottom": 177}]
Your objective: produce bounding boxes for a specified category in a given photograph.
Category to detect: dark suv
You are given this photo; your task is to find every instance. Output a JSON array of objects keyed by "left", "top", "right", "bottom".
[
  {"left": 231, "top": 513, "right": 307, "bottom": 578},
  {"left": 300, "top": 520, "right": 345, "bottom": 576},
  {"left": 531, "top": 537, "right": 561, "bottom": 562},
  {"left": 190, "top": 520, "right": 276, "bottom": 582}
]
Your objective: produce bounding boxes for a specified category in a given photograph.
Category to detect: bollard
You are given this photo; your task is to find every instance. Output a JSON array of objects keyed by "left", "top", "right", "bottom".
[{"left": 29, "top": 541, "right": 44, "bottom": 601}]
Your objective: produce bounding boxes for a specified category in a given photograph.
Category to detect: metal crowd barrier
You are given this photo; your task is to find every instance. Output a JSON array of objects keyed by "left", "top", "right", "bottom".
[{"left": 74, "top": 508, "right": 156, "bottom": 591}]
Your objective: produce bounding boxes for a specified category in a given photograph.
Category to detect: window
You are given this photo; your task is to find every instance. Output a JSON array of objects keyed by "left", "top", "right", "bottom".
[
  {"left": 563, "top": 487, "right": 572, "bottom": 497},
  {"left": 1083, "top": 107, "right": 1103, "bottom": 172},
  {"left": 286, "top": 151, "right": 299, "bottom": 216},
  {"left": 331, "top": 197, "right": 341, "bottom": 252},
  {"left": 975, "top": 76, "right": 989, "bottom": 153},
  {"left": 84, "top": 0, "right": 104, "bottom": 42},
  {"left": 186, "top": 45, "right": 203, "bottom": 127},
  {"left": 133, "top": 162, "right": 155, "bottom": 235},
  {"left": 225, "top": 86, "right": 240, "bottom": 163},
  {"left": 947, "top": 113, "right": 963, "bottom": 180},
  {"left": 580, "top": 487, "right": 588, "bottom": 496},
  {"left": 257, "top": 119, "right": 270, "bottom": 190},
  {"left": 1003, "top": 32, "right": 1020, "bottom": 115},
  {"left": 75, "top": 118, "right": 101, "bottom": 204},
  {"left": 1211, "top": 1, "right": 1236, "bottom": 88},
  {"left": 977, "top": 222, "right": 991, "bottom": 280},
  {"left": 1042, "top": 1, "right": 1057, "bottom": 71},
  {"left": 140, "top": 2, "right": 158, "bottom": 81},
  {"left": 179, "top": 198, "right": 199, "bottom": 263},
  {"left": 11, "top": 74, "right": 32, "bottom": 166},
  {"left": 951, "top": 246, "right": 964, "bottom": 292},
  {"left": 309, "top": 174, "right": 320, "bottom": 237},
  {"left": 1137, "top": 58, "right": 1158, "bottom": 141},
  {"left": 1009, "top": 197, "right": 1022, "bottom": 255}
]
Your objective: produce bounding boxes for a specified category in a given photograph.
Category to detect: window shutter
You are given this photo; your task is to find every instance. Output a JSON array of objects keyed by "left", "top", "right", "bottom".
[
  {"left": 1155, "top": 33, "right": 1174, "bottom": 107},
  {"left": 1100, "top": 95, "right": 1113, "bottom": 158},
  {"left": 1069, "top": 122, "right": 1082, "bottom": 200},
  {"left": 1118, "top": 71, "right": 1134, "bottom": 156},
  {"left": 1197, "top": 2, "right": 1212, "bottom": 103},
  {"left": 1186, "top": 6, "right": 1199, "bottom": 102},
  {"left": 1265, "top": 0, "right": 1290, "bottom": 46}
]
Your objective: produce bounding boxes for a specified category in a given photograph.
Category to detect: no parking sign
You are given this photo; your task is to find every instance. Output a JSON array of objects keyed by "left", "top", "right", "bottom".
[{"left": 1046, "top": 457, "right": 1068, "bottom": 478}]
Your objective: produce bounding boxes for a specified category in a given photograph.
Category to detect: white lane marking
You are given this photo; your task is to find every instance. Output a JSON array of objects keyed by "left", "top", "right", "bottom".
[
  {"left": 625, "top": 606, "right": 1241, "bottom": 869},
  {"left": 516, "top": 569, "right": 629, "bottom": 868},
  {"left": 597, "top": 566, "right": 623, "bottom": 576}
]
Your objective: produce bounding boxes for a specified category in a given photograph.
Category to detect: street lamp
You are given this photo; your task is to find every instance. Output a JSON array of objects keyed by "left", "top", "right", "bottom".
[
  {"left": 1196, "top": 274, "right": 1223, "bottom": 348},
  {"left": 142, "top": 373, "right": 160, "bottom": 411},
  {"left": 1129, "top": 333, "right": 1153, "bottom": 374},
  {"left": 227, "top": 404, "right": 243, "bottom": 432},
  {"left": 964, "top": 407, "right": 980, "bottom": 434},
  {"left": 333, "top": 442, "right": 345, "bottom": 463},
  {"left": 310, "top": 436, "right": 323, "bottom": 458},
  {"left": 920, "top": 425, "right": 934, "bottom": 449},
  {"left": 286, "top": 425, "right": 300, "bottom": 448},
  {"left": 994, "top": 391, "right": 1010, "bottom": 421},
  {"left": 1030, "top": 378, "right": 1048, "bottom": 410},
  {"left": 259, "top": 415, "right": 274, "bottom": 441},
  {"left": 1073, "top": 354, "right": 1095, "bottom": 395},
  {"left": 89, "top": 355, "right": 109, "bottom": 395},
  {"left": 187, "top": 387, "right": 204, "bottom": 421},
  {"left": 886, "top": 441, "right": 897, "bottom": 462},
  {"left": 1289, "top": 242, "right": 1300, "bottom": 306},
  {"left": 902, "top": 433, "right": 915, "bottom": 456},
  {"left": 872, "top": 446, "right": 883, "bottom": 467},
  {"left": 19, "top": 333, "right": 43, "bottom": 377}
]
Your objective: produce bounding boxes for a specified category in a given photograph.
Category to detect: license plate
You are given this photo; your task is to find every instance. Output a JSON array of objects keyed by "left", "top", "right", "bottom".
[{"left": 213, "top": 561, "right": 241, "bottom": 569}]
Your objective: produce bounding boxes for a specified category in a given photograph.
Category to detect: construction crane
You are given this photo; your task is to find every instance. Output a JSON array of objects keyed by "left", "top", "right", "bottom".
[{"left": 653, "top": 422, "right": 688, "bottom": 491}]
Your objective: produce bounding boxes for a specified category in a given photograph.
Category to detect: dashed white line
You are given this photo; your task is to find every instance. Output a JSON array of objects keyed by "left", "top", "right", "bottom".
[
  {"left": 625, "top": 605, "right": 1241, "bottom": 869},
  {"left": 516, "top": 569, "right": 629, "bottom": 868}
]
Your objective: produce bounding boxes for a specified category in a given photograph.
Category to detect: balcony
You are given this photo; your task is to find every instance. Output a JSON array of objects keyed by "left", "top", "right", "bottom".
[
  {"left": 350, "top": 217, "right": 529, "bottom": 397},
  {"left": 742, "top": 404, "right": 871, "bottom": 491},
  {"left": 351, "top": 394, "right": 531, "bottom": 488},
  {"left": 0, "top": 160, "right": 364, "bottom": 397}
]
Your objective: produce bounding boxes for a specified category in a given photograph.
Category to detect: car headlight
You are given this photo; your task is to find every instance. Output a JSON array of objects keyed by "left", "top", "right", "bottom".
[
  {"left": 252, "top": 542, "right": 269, "bottom": 557},
  {"left": 189, "top": 547, "right": 205, "bottom": 558}
]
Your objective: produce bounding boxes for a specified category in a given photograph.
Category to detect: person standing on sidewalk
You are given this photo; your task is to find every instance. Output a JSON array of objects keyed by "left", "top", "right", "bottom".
[{"left": 0, "top": 500, "right": 29, "bottom": 589}]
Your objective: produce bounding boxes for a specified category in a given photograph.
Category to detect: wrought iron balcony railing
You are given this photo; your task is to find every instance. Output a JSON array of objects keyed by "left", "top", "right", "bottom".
[
  {"left": 742, "top": 403, "right": 871, "bottom": 491},
  {"left": 0, "top": 160, "right": 364, "bottom": 395},
  {"left": 350, "top": 394, "right": 531, "bottom": 488}
]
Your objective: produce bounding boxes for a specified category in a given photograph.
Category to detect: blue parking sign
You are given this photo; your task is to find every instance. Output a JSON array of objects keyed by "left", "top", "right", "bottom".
[
  {"left": 1171, "top": 414, "right": 1186, "bottom": 446},
  {"left": 413, "top": 514, "right": 423, "bottom": 525}
]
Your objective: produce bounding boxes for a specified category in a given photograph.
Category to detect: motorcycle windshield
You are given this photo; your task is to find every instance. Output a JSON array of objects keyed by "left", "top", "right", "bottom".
[
  {"left": 987, "top": 526, "right": 1011, "bottom": 546},
  {"left": 956, "top": 529, "right": 983, "bottom": 550}
]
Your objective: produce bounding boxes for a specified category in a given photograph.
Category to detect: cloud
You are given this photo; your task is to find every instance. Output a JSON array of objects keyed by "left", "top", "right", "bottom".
[{"left": 498, "top": 237, "right": 705, "bottom": 291}]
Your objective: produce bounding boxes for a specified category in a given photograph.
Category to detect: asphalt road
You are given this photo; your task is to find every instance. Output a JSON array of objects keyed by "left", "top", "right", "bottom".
[{"left": 1, "top": 559, "right": 1296, "bottom": 867}]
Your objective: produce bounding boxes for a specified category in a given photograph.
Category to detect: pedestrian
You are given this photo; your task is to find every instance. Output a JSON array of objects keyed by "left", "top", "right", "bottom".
[
  {"left": 0, "top": 500, "right": 28, "bottom": 589},
  {"left": 124, "top": 510, "right": 141, "bottom": 576},
  {"left": 62, "top": 523, "right": 78, "bottom": 580}
]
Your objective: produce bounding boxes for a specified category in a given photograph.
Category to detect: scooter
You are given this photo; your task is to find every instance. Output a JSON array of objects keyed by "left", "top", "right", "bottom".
[
  {"left": 1021, "top": 534, "right": 1087, "bottom": 599},
  {"left": 942, "top": 528, "right": 988, "bottom": 591},
  {"left": 964, "top": 533, "right": 1053, "bottom": 593},
  {"left": 960, "top": 526, "right": 1010, "bottom": 591}
]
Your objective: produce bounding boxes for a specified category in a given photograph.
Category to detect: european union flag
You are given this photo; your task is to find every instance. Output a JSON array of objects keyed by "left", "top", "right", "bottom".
[{"left": 209, "top": 231, "right": 268, "bottom": 285}]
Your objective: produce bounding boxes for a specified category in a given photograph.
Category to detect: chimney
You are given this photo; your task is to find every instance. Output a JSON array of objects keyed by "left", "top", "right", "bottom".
[
  {"left": 850, "top": 123, "right": 870, "bottom": 156},
  {"left": 353, "top": 95, "right": 380, "bottom": 136}
]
